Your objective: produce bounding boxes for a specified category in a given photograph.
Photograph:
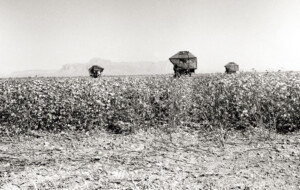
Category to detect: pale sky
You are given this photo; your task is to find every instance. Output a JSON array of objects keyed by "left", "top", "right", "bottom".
[{"left": 1, "top": 0, "right": 300, "bottom": 74}]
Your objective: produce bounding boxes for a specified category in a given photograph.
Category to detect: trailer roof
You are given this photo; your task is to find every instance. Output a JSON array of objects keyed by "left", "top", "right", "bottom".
[{"left": 169, "top": 51, "right": 197, "bottom": 59}]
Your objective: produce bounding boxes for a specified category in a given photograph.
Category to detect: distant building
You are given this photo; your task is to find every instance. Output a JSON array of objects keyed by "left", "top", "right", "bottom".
[
  {"left": 225, "top": 62, "right": 239, "bottom": 74},
  {"left": 169, "top": 51, "right": 197, "bottom": 77},
  {"left": 89, "top": 65, "right": 104, "bottom": 78}
]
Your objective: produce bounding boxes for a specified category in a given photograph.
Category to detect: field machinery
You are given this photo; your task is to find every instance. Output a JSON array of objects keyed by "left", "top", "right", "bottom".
[
  {"left": 89, "top": 65, "right": 104, "bottom": 78},
  {"left": 225, "top": 62, "right": 239, "bottom": 74},
  {"left": 169, "top": 51, "right": 197, "bottom": 77}
]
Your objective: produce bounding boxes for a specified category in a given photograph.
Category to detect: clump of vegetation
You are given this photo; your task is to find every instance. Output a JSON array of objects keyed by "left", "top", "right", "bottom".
[{"left": 0, "top": 72, "right": 299, "bottom": 134}]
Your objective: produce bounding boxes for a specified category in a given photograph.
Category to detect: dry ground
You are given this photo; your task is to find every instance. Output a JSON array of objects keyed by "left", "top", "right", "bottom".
[{"left": 0, "top": 127, "right": 299, "bottom": 190}]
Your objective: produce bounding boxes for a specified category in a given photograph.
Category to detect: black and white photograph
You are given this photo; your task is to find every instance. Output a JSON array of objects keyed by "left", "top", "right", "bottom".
[{"left": 0, "top": 0, "right": 300, "bottom": 189}]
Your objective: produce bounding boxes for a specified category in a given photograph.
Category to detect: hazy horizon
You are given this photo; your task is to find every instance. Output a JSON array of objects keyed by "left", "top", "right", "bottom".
[{"left": 1, "top": 0, "right": 300, "bottom": 75}]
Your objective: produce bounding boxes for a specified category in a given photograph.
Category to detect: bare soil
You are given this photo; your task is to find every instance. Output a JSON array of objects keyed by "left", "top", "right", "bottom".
[{"left": 0, "top": 127, "right": 299, "bottom": 190}]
